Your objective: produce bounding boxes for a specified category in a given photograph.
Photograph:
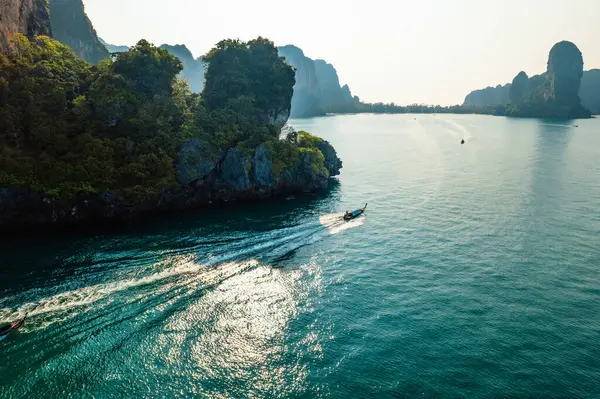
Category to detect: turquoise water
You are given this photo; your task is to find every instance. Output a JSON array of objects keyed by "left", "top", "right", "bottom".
[{"left": 2, "top": 114, "right": 600, "bottom": 397}]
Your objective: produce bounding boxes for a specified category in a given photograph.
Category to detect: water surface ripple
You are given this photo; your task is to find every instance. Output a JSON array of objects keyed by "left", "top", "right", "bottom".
[{"left": 1, "top": 114, "right": 600, "bottom": 398}]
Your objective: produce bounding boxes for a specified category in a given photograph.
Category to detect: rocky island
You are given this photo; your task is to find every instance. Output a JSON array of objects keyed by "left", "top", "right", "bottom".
[
  {"left": 0, "top": 2, "right": 342, "bottom": 230},
  {"left": 463, "top": 41, "right": 599, "bottom": 117}
]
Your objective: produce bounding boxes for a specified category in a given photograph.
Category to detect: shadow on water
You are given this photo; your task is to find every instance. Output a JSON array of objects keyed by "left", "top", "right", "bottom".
[
  {"left": 0, "top": 181, "right": 342, "bottom": 295},
  {"left": 0, "top": 180, "right": 353, "bottom": 393}
]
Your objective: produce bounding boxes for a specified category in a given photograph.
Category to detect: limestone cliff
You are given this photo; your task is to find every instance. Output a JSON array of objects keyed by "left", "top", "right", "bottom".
[
  {"left": 176, "top": 136, "right": 341, "bottom": 202},
  {"left": 0, "top": 137, "right": 342, "bottom": 229},
  {"left": 579, "top": 69, "right": 600, "bottom": 115},
  {"left": 278, "top": 45, "right": 324, "bottom": 117},
  {"left": 509, "top": 71, "right": 529, "bottom": 104},
  {"left": 49, "top": 0, "right": 108, "bottom": 64},
  {"left": 278, "top": 45, "right": 358, "bottom": 117},
  {"left": 507, "top": 41, "right": 590, "bottom": 118},
  {"left": 313, "top": 60, "right": 358, "bottom": 113},
  {"left": 464, "top": 41, "right": 593, "bottom": 118},
  {"left": 463, "top": 84, "right": 511, "bottom": 107},
  {"left": 0, "top": 0, "right": 51, "bottom": 52}
]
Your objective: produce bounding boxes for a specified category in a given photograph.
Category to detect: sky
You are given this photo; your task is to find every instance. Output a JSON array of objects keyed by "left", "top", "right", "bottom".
[{"left": 84, "top": 0, "right": 600, "bottom": 105}]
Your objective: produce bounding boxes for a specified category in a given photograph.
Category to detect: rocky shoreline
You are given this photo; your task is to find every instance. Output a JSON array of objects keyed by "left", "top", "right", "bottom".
[{"left": 0, "top": 138, "right": 342, "bottom": 231}]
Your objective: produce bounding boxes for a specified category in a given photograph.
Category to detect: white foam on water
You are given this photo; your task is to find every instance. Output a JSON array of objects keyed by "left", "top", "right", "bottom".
[
  {"left": 0, "top": 212, "right": 364, "bottom": 334},
  {"left": 319, "top": 213, "right": 366, "bottom": 235},
  {"left": 0, "top": 256, "right": 260, "bottom": 330}
]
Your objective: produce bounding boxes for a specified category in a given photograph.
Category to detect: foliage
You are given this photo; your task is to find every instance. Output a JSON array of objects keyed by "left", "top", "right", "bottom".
[
  {"left": 202, "top": 37, "right": 295, "bottom": 128},
  {"left": 112, "top": 40, "right": 183, "bottom": 97},
  {"left": 0, "top": 34, "right": 327, "bottom": 203},
  {"left": 300, "top": 147, "right": 326, "bottom": 174},
  {"left": 297, "top": 131, "right": 323, "bottom": 149},
  {"left": 265, "top": 139, "right": 300, "bottom": 177},
  {"left": 0, "top": 34, "right": 187, "bottom": 200},
  {"left": 356, "top": 102, "right": 507, "bottom": 116}
]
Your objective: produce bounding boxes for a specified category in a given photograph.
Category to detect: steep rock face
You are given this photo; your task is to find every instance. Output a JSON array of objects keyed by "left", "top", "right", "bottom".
[
  {"left": 252, "top": 145, "right": 276, "bottom": 189},
  {"left": 49, "top": 0, "right": 108, "bottom": 64},
  {"left": 318, "top": 140, "right": 342, "bottom": 177},
  {"left": 509, "top": 71, "right": 529, "bottom": 104},
  {"left": 545, "top": 41, "right": 584, "bottom": 104},
  {"left": 579, "top": 69, "right": 600, "bottom": 114},
  {"left": 278, "top": 45, "right": 358, "bottom": 117},
  {"left": 159, "top": 44, "right": 205, "bottom": 93},
  {"left": 278, "top": 45, "right": 324, "bottom": 117},
  {"left": 0, "top": 140, "right": 342, "bottom": 229},
  {"left": 465, "top": 41, "right": 591, "bottom": 118},
  {"left": 176, "top": 139, "right": 220, "bottom": 185},
  {"left": 507, "top": 41, "right": 590, "bottom": 118},
  {"left": 0, "top": 0, "right": 51, "bottom": 52},
  {"left": 314, "top": 60, "right": 358, "bottom": 114},
  {"left": 463, "top": 84, "right": 511, "bottom": 107},
  {"left": 218, "top": 148, "right": 251, "bottom": 192}
]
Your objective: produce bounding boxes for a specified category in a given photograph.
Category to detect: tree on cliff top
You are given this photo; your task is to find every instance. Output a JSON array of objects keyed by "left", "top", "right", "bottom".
[
  {"left": 202, "top": 37, "right": 295, "bottom": 127},
  {"left": 112, "top": 40, "right": 183, "bottom": 97}
]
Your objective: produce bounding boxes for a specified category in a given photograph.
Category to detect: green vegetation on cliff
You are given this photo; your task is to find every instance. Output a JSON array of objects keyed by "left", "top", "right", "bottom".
[
  {"left": 203, "top": 38, "right": 295, "bottom": 126},
  {"left": 266, "top": 131, "right": 326, "bottom": 177},
  {"left": 0, "top": 34, "right": 331, "bottom": 204},
  {"left": 0, "top": 35, "right": 186, "bottom": 199}
]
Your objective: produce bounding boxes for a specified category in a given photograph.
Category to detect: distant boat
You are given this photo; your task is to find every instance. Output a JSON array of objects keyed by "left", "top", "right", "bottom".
[
  {"left": 343, "top": 204, "right": 368, "bottom": 221},
  {"left": 0, "top": 317, "right": 25, "bottom": 339},
  {"left": 573, "top": 124, "right": 579, "bottom": 127},
  {"left": 461, "top": 139, "right": 465, "bottom": 145}
]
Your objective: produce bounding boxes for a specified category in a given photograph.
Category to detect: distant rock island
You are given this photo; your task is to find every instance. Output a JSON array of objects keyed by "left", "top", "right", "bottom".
[
  {"left": 464, "top": 42, "right": 598, "bottom": 117},
  {"left": 463, "top": 84, "right": 511, "bottom": 108}
]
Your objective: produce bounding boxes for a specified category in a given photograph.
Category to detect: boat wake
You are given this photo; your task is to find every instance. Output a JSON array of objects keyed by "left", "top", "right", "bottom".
[
  {"left": 0, "top": 212, "right": 365, "bottom": 335},
  {"left": 437, "top": 118, "right": 474, "bottom": 142},
  {"left": 319, "top": 213, "right": 365, "bottom": 235}
]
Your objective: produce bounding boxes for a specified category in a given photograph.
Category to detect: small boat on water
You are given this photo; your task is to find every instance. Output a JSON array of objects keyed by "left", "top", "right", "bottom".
[
  {"left": 344, "top": 204, "right": 368, "bottom": 221},
  {"left": 0, "top": 317, "right": 26, "bottom": 339}
]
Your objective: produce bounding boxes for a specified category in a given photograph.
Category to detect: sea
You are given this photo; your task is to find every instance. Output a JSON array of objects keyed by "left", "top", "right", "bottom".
[{"left": 1, "top": 114, "right": 599, "bottom": 398}]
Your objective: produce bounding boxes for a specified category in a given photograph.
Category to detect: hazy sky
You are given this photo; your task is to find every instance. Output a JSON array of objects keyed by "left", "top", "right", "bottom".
[{"left": 84, "top": 0, "right": 600, "bottom": 105}]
